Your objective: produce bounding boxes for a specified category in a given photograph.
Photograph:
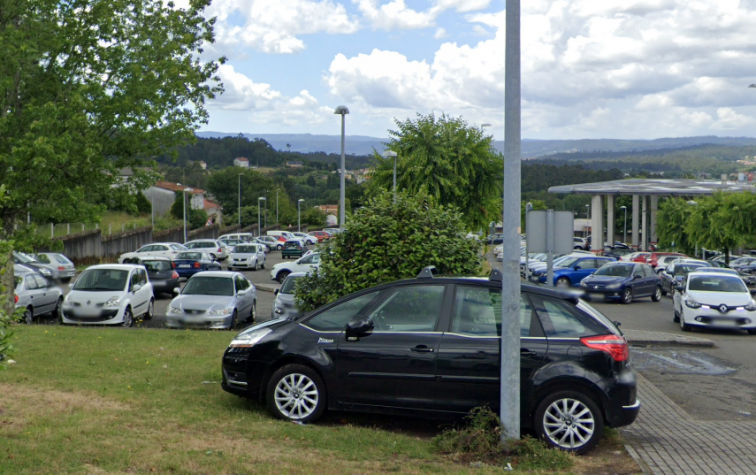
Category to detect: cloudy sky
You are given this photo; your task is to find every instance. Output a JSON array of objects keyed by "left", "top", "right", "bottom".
[{"left": 188, "top": 0, "right": 756, "bottom": 140}]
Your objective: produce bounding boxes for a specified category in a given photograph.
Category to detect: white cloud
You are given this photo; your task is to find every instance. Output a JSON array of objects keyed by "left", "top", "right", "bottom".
[
  {"left": 434, "top": 27, "right": 448, "bottom": 39},
  {"left": 712, "top": 108, "right": 755, "bottom": 130},
  {"left": 355, "top": 0, "right": 491, "bottom": 31}
]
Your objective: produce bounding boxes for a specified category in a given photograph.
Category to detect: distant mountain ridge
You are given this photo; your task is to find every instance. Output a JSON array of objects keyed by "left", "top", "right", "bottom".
[{"left": 196, "top": 131, "right": 756, "bottom": 157}]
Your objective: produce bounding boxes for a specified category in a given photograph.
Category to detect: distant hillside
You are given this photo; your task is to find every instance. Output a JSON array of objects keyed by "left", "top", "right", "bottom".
[{"left": 197, "top": 131, "right": 756, "bottom": 158}]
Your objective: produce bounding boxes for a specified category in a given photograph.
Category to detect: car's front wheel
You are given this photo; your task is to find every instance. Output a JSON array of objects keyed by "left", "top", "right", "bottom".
[
  {"left": 22, "top": 306, "right": 33, "bottom": 325},
  {"left": 277, "top": 270, "right": 291, "bottom": 283},
  {"left": 622, "top": 288, "right": 633, "bottom": 304},
  {"left": 680, "top": 312, "right": 691, "bottom": 331},
  {"left": 651, "top": 286, "right": 662, "bottom": 302},
  {"left": 556, "top": 277, "right": 571, "bottom": 288},
  {"left": 144, "top": 299, "right": 154, "bottom": 320},
  {"left": 534, "top": 390, "right": 604, "bottom": 455},
  {"left": 121, "top": 307, "right": 134, "bottom": 327},
  {"left": 266, "top": 364, "right": 326, "bottom": 423}
]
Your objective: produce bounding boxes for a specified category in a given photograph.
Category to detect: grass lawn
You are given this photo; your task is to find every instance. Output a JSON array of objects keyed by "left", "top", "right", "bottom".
[{"left": 0, "top": 326, "right": 640, "bottom": 475}]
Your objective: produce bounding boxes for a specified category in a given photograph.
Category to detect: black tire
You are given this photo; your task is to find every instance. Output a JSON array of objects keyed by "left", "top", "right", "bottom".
[
  {"left": 266, "top": 364, "right": 327, "bottom": 423},
  {"left": 556, "top": 277, "right": 571, "bottom": 288},
  {"left": 229, "top": 309, "right": 238, "bottom": 330},
  {"left": 277, "top": 270, "right": 291, "bottom": 284},
  {"left": 673, "top": 309, "right": 680, "bottom": 323},
  {"left": 249, "top": 301, "right": 256, "bottom": 323},
  {"left": 144, "top": 299, "right": 154, "bottom": 320},
  {"left": 50, "top": 297, "right": 63, "bottom": 320},
  {"left": 748, "top": 329, "right": 756, "bottom": 335},
  {"left": 661, "top": 286, "right": 667, "bottom": 296},
  {"left": 680, "top": 312, "right": 691, "bottom": 331},
  {"left": 228, "top": 266, "right": 234, "bottom": 271},
  {"left": 61, "top": 277, "right": 72, "bottom": 283},
  {"left": 622, "top": 288, "right": 633, "bottom": 304},
  {"left": 122, "top": 307, "right": 134, "bottom": 328},
  {"left": 22, "top": 306, "right": 33, "bottom": 325},
  {"left": 261, "top": 263, "right": 265, "bottom": 270},
  {"left": 651, "top": 286, "right": 662, "bottom": 302},
  {"left": 534, "top": 390, "right": 604, "bottom": 455}
]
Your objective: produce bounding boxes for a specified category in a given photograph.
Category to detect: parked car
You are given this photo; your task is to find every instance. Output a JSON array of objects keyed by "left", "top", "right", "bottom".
[
  {"left": 308, "top": 231, "right": 332, "bottom": 242},
  {"left": 486, "top": 233, "right": 504, "bottom": 244},
  {"left": 14, "top": 265, "right": 63, "bottom": 324},
  {"left": 252, "top": 237, "right": 273, "bottom": 252},
  {"left": 536, "top": 256, "right": 615, "bottom": 287},
  {"left": 222, "top": 268, "right": 640, "bottom": 454},
  {"left": 673, "top": 270, "right": 756, "bottom": 333},
  {"left": 580, "top": 262, "right": 662, "bottom": 304},
  {"left": 218, "top": 236, "right": 244, "bottom": 250},
  {"left": 219, "top": 233, "right": 254, "bottom": 244},
  {"left": 228, "top": 244, "right": 266, "bottom": 271},
  {"left": 648, "top": 252, "right": 685, "bottom": 269},
  {"left": 61, "top": 264, "right": 154, "bottom": 327},
  {"left": 660, "top": 262, "right": 711, "bottom": 296},
  {"left": 13, "top": 251, "right": 55, "bottom": 281},
  {"left": 256, "top": 235, "right": 283, "bottom": 251},
  {"left": 573, "top": 237, "right": 587, "bottom": 250},
  {"left": 267, "top": 230, "right": 296, "bottom": 241},
  {"left": 708, "top": 260, "right": 756, "bottom": 285},
  {"left": 654, "top": 255, "right": 687, "bottom": 274},
  {"left": 33, "top": 252, "right": 76, "bottom": 282},
  {"left": 172, "top": 251, "right": 222, "bottom": 278},
  {"left": 282, "top": 239, "right": 308, "bottom": 259},
  {"left": 291, "top": 232, "right": 318, "bottom": 245},
  {"left": 166, "top": 271, "right": 257, "bottom": 330},
  {"left": 271, "top": 272, "right": 305, "bottom": 320},
  {"left": 323, "top": 228, "right": 343, "bottom": 236},
  {"left": 118, "top": 242, "right": 185, "bottom": 263},
  {"left": 138, "top": 257, "right": 180, "bottom": 297},
  {"left": 184, "top": 239, "right": 228, "bottom": 260},
  {"left": 619, "top": 252, "right": 649, "bottom": 262},
  {"left": 270, "top": 252, "right": 320, "bottom": 283}
]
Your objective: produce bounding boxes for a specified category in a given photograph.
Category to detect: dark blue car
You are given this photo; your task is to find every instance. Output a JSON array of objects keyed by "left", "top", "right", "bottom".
[
  {"left": 172, "top": 251, "right": 222, "bottom": 278},
  {"left": 580, "top": 262, "right": 662, "bottom": 304},
  {"left": 538, "top": 256, "right": 615, "bottom": 287}
]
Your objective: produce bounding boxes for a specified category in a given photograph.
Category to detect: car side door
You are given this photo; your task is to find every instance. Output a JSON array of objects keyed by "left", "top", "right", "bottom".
[
  {"left": 572, "top": 258, "right": 597, "bottom": 285},
  {"left": 32, "top": 274, "right": 56, "bottom": 314},
  {"left": 234, "top": 275, "right": 253, "bottom": 316},
  {"left": 641, "top": 264, "right": 658, "bottom": 296},
  {"left": 23, "top": 275, "right": 44, "bottom": 315}
]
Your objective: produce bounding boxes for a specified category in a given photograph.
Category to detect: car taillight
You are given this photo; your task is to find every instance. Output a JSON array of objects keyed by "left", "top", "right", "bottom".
[
  {"left": 172, "top": 271, "right": 179, "bottom": 279},
  {"left": 193, "top": 262, "right": 201, "bottom": 268},
  {"left": 58, "top": 266, "right": 66, "bottom": 270},
  {"left": 14, "top": 295, "right": 18, "bottom": 304},
  {"left": 580, "top": 334, "right": 628, "bottom": 362},
  {"left": 171, "top": 262, "right": 176, "bottom": 269},
  {"left": 218, "top": 247, "right": 222, "bottom": 252}
]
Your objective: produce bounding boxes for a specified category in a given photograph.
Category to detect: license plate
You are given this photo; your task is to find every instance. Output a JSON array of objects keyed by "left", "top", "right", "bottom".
[
  {"left": 589, "top": 292, "right": 605, "bottom": 299},
  {"left": 179, "top": 264, "right": 190, "bottom": 268}
]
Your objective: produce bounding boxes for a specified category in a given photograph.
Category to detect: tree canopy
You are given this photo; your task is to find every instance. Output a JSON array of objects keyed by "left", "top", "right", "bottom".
[{"left": 366, "top": 113, "right": 502, "bottom": 230}]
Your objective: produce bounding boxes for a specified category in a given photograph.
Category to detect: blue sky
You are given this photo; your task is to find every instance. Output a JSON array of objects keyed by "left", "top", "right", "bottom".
[{"left": 183, "top": 0, "right": 756, "bottom": 141}]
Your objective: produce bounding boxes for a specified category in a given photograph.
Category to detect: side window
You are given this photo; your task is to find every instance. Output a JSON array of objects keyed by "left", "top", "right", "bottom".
[
  {"left": 156, "top": 245, "right": 168, "bottom": 252},
  {"left": 577, "top": 259, "right": 594, "bottom": 270},
  {"left": 130, "top": 271, "right": 139, "bottom": 289},
  {"left": 305, "top": 291, "right": 381, "bottom": 331},
  {"left": 312, "top": 254, "right": 321, "bottom": 264},
  {"left": 299, "top": 254, "right": 313, "bottom": 264},
  {"left": 450, "top": 286, "right": 539, "bottom": 337},
  {"left": 632, "top": 265, "right": 643, "bottom": 277},
  {"left": 596, "top": 259, "right": 610, "bottom": 269},
  {"left": 366, "top": 285, "right": 445, "bottom": 332},
  {"left": 530, "top": 295, "right": 606, "bottom": 338},
  {"left": 139, "top": 269, "right": 148, "bottom": 285},
  {"left": 642, "top": 265, "right": 655, "bottom": 277},
  {"left": 33, "top": 275, "right": 48, "bottom": 288},
  {"left": 25, "top": 275, "right": 39, "bottom": 290},
  {"left": 139, "top": 245, "right": 154, "bottom": 253},
  {"left": 234, "top": 276, "right": 245, "bottom": 292},
  {"left": 36, "top": 254, "right": 50, "bottom": 264}
]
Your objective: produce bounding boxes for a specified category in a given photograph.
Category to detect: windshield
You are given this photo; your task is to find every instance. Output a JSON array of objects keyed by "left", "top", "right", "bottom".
[
  {"left": 187, "top": 242, "right": 213, "bottom": 248},
  {"left": 14, "top": 251, "right": 36, "bottom": 264},
  {"left": 182, "top": 276, "right": 234, "bottom": 296},
  {"left": 594, "top": 265, "right": 633, "bottom": 277},
  {"left": 689, "top": 275, "right": 747, "bottom": 293},
  {"left": 176, "top": 252, "right": 202, "bottom": 260},
  {"left": 280, "top": 275, "right": 302, "bottom": 294},
  {"left": 142, "top": 260, "right": 172, "bottom": 272},
  {"left": 677, "top": 264, "right": 705, "bottom": 276},
  {"left": 234, "top": 245, "right": 257, "bottom": 253},
  {"left": 74, "top": 269, "right": 128, "bottom": 291},
  {"left": 557, "top": 257, "right": 580, "bottom": 268}
]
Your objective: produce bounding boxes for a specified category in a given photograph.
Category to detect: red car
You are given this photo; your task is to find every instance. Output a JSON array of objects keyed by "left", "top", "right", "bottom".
[
  {"left": 309, "top": 231, "right": 331, "bottom": 242},
  {"left": 648, "top": 252, "right": 685, "bottom": 268},
  {"left": 627, "top": 252, "right": 652, "bottom": 264}
]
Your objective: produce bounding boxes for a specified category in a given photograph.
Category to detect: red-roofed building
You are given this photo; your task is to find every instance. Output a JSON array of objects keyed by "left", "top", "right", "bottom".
[
  {"left": 142, "top": 181, "right": 223, "bottom": 223},
  {"left": 234, "top": 157, "right": 249, "bottom": 168}
]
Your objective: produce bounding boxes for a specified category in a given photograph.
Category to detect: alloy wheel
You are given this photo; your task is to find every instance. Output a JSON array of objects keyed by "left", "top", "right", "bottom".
[
  {"left": 542, "top": 398, "right": 595, "bottom": 450},
  {"left": 23, "top": 307, "right": 33, "bottom": 325},
  {"left": 122, "top": 308, "right": 134, "bottom": 327},
  {"left": 274, "top": 373, "right": 319, "bottom": 420}
]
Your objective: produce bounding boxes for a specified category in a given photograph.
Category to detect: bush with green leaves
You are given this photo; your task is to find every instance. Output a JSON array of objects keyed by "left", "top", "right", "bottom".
[
  {"left": 0, "top": 240, "right": 16, "bottom": 367},
  {"left": 294, "top": 192, "right": 481, "bottom": 312}
]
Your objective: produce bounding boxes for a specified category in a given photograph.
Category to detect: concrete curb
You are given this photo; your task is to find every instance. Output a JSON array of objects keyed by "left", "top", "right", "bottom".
[
  {"left": 255, "top": 283, "right": 280, "bottom": 293},
  {"left": 624, "top": 444, "right": 652, "bottom": 474},
  {"left": 624, "top": 329, "right": 715, "bottom": 348}
]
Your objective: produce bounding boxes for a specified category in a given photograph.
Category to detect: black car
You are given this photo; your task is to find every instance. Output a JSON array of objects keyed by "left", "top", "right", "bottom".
[
  {"left": 486, "top": 233, "right": 504, "bottom": 244},
  {"left": 222, "top": 268, "right": 640, "bottom": 454},
  {"left": 138, "top": 257, "right": 180, "bottom": 297}
]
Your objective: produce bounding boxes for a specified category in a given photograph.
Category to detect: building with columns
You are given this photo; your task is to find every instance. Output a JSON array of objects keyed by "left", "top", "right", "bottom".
[{"left": 549, "top": 179, "right": 756, "bottom": 252}]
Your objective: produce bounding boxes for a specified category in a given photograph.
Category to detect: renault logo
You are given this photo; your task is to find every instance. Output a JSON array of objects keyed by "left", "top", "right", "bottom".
[{"left": 719, "top": 305, "right": 728, "bottom": 314}]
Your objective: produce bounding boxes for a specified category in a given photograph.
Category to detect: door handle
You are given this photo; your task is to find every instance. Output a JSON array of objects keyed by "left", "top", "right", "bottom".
[
  {"left": 521, "top": 349, "right": 537, "bottom": 357},
  {"left": 411, "top": 345, "right": 434, "bottom": 353}
]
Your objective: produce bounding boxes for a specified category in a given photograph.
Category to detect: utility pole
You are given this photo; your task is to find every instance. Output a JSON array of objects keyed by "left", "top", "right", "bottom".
[{"left": 276, "top": 189, "right": 279, "bottom": 224}]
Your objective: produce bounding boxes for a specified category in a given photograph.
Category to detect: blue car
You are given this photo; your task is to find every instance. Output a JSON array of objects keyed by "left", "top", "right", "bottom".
[
  {"left": 580, "top": 262, "right": 662, "bottom": 304},
  {"left": 538, "top": 256, "right": 615, "bottom": 287},
  {"left": 172, "top": 251, "right": 222, "bottom": 278}
]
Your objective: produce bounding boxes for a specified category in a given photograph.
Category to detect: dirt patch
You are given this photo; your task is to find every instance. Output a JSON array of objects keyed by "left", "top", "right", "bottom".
[{"left": 0, "top": 382, "right": 129, "bottom": 415}]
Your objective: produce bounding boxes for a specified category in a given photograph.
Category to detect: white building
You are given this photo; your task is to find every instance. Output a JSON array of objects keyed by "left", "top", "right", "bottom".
[{"left": 233, "top": 157, "right": 249, "bottom": 168}]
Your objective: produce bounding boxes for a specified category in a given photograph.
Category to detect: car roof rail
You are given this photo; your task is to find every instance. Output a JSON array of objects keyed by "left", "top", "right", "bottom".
[
  {"left": 417, "top": 266, "right": 437, "bottom": 279},
  {"left": 488, "top": 268, "right": 502, "bottom": 282}
]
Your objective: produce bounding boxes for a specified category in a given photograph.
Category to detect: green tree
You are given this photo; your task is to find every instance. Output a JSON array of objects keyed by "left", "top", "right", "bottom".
[
  {"left": 206, "top": 168, "right": 275, "bottom": 214},
  {"left": 301, "top": 207, "right": 327, "bottom": 227},
  {"left": 686, "top": 192, "right": 756, "bottom": 264},
  {"left": 656, "top": 198, "right": 695, "bottom": 254},
  {"left": 169, "top": 191, "right": 206, "bottom": 230},
  {"left": 366, "top": 113, "right": 502, "bottom": 230},
  {"left": 0, "top": 0, "right": 223, "bottom": 309},
  {"left": 294, "top": 192, "right": 481, "bottom": 311}
]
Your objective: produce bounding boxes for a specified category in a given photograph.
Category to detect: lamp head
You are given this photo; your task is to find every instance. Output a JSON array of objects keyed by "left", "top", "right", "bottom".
[
  {"left": 333, "top": 105, "right": 350, "bottom": 115},
  {"left": 383, "top": 151, "right": 397, "bottom": 158}
]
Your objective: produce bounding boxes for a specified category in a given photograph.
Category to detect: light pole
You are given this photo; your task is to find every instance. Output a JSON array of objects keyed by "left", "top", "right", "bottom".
[
  {"left": 383, "top": 150, "right": 398, "bottom": 202},
  {"left": 298, "top": 199, "right": 305, "bottom": 232},
  {"left": 620, "top": 205, "right": 627, "bottom": 244},
  {"left": 264, "top": 190, "right": 268, "bottom": 228},
  {"left": 258, "top": 197, "right": 266, "bottom": 237},
  {"left": 183, "top": 187, "right": 194, "bottom": 243},
  {"left": 276, "top": 189, "right": 279, "bottom": 224},
  {"left": 584, "top": 204, "right": 590, "bottom": 239},
  {"left": 688, "top": 200, "right": 698, "bottom": 257},
  {"left": 334, "top": 105, "right": 349, "bottom": 229},
  {"left": 238, "top": 173, "right": 242, "bottom": 228}
]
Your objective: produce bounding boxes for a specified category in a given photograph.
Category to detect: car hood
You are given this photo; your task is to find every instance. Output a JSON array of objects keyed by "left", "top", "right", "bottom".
[
  {"left": 687, "top": 290, "right": 752, "bottom": 306},
  {"left": 582, "top": 275, "right": 628, "bottom": 285},
  {"left": 230, "top": 252, "right": 257, "bottom": 258},
  {"left": 67, "top": 290, "right": 125, "bottom": 305},
  {"left": 171, "top": 294, "right": 235, "bottom": 311}
]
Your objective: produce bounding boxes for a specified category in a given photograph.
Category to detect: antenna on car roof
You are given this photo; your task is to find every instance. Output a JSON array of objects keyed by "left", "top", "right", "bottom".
[
  {"left": 488, "top": 268, "right": 502, "bottom": 282},
  {"left": 417, "top": 266, "right": 437, "bottom": 279}
]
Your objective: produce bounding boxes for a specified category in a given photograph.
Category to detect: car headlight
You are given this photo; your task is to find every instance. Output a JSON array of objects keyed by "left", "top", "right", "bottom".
[
  {"left": 208, "top": 308, "right": 231, "bottom": 316},
  {"left": 685, "top": 298, "right": 702, "bottom": 309},
  {"left": 607, "top": 283, "right": 622, "bottom": 290},
  {"left": 746, "top": 300, "right": 756, "bottom": 311},
  {"left": 103, "top": 296, "right": 121, "bottom": 308},
  {"left": 229, "top": 328, "right": 272, "bottom": 348},
  {"left": 580, "top": 281, "right": 588, "bottom": 287},
  {"left": 167, "top": 306, "right": 182, "bottom": 314}
]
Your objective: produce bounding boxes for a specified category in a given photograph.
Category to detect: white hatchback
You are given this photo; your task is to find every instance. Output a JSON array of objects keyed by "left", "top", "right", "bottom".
[
  {"left": 228, "top": 243, "right": 266, "bottom": 271},
  {"left": 673, "top": 270, "right": 756, "bottom": 333},
  {"left": 61, "top": 264, "right": 154, "bottom": 327},
  {"left": 270, "top": 252, "right": 320, "bottom": 283}
]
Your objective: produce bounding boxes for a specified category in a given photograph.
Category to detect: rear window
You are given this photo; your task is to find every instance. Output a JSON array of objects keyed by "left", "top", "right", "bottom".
[
  {"left": 284, "top": 241, "right": 301, "bottom": 248},
  {"left": 530, "top": 295, "right": 609, "bottom": 338},
  {"left": 188, "top": 242, "right": 213, "bottom": 249},
  {"left": 176, "top": 252, "right": 202, "bottom": 260},
  {"left": 54, "top": 254, "right": 73, "bottom": 265},
  {"left": 142, "top": 260, "right": 172, "bottom": 272}
]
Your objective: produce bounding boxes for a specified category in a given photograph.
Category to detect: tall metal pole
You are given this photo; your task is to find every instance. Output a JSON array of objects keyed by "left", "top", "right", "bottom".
[
  {"left": 298, "top": 200, "right": 301, "bottom": 232},
  {"left": 276, "top": 190, "right": 279, "bottom": 224},
  {"left": 340, "top": 114, "right": 346, "bottom": 228},
  {"left": 623, "top": 207, "right": 627, "bottom": 244},
  {"left": 238, "top": 174, "right": 242, "bottom": 228},
  {"left": 182, "top": 190, "right": 187, "bottom": 243},
  {"left": 500, "top": 0, "right": 521, "bottom": 443}
]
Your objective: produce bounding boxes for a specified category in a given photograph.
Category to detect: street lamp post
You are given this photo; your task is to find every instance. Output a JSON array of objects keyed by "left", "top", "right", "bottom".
[
  {"left": 334, "top": 105, "right": 349, "bottom": 229},
  {"left": 183, "top": 187, "right": 194, "bottom": 243},
  {"left": 276, "top": 189, "right": 279, "bottom": 224},
  {"left": 383, "top": 150, "right": 398, "bottom": 202},
  {"left": 620, "top": 205, "right": 627, "bottom": 244},
  {"left": 238, "top": 173, "right": 242, "bottom": 228},
  {"left": 298, "top": 199, "right": 305, "bottom": 232},
  {"left": 258, "top": 197, "right": 266, "bottom": 237},
  {"left": 688, "top": 200, "right": 698, "bottom": 257},
  {"left": 585, "top": 204, "right": 590, "bottom": 239}
]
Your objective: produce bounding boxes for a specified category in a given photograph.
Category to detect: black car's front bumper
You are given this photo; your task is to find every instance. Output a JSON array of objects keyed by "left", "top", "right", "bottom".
[{"left": 221, "top": 351, "right": 270, "bottom": 401}]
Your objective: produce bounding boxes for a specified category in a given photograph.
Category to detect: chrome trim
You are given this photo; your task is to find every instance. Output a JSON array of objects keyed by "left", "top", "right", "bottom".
[
  {"left": 228, "top": 380, "right": 248, "bottom": 387},
  {"left": 622, "top": 399, "right": 641, "bottom": 409}
]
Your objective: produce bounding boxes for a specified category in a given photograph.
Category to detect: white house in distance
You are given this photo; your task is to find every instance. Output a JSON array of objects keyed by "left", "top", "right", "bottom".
[
  {"left": 142, "top": 181, "right": 223, "bottom": 224},
  {"left": 233, "top": 157, "right": 249, "bottom": 168}
]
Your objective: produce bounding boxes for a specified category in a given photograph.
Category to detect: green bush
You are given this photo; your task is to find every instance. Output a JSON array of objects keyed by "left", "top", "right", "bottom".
[
  {"left": 294, "top": 192, "right": 481, "bottom": 312},
  {"left": 433, "top": 406, "right": 503, "bottom": 456},
  {"left": 0, "top": 240, "right": 17, "bottom": 367}
]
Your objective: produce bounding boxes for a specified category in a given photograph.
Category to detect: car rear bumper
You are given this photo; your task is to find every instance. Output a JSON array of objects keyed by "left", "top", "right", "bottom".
[{"left": 603, "top": 369, "right": 640, "bottom": 428}]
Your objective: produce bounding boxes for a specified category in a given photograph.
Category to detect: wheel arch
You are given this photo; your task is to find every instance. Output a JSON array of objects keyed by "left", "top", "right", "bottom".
[
  {"left": 528, "top": 377, "right": 609, "bottom": 426},
  {"left": 258, "top": 355, "right": 329, "bottom": 403}
]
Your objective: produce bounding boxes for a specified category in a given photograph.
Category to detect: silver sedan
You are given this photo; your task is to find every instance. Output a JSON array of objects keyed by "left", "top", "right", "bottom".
[{"left": 166, "top": 271, "right": 257, "bottom": 330}]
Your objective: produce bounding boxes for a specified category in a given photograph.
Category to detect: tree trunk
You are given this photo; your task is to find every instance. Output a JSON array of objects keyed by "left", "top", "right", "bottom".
[{"left": 1, "top": 217, "right": 15, "bottom": 317}]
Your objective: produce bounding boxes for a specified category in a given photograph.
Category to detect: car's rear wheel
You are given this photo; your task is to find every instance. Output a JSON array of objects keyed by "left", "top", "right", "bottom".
[
  {"left": 535, "top": 390, "right": 603, "bottom": 455},
  {"left": 51, "top": 297, "right": 63, "bottom": 320},
  {"left": 556, "top": 277, "right": 571, "bottom": 288},
  {"left": 673, "top": 309, "right": 680, "bottom": 323},
  {"left": 266, "top": 364, "right": 326, "bottom": 423},
  {"left": 122, "top": 307, "right": 134, "bottom": 328},
  {"left": 277, "top": 270, "right": 291, "bottom": 284},
  {"left": 22, "top": 306, "right": 33, "bottom": 325},
  {"left": 622, "top": 288, "right": 633, "bottom": 304},
  {"left": 651, "top": 286, "right": 662, "bottom": 302}
]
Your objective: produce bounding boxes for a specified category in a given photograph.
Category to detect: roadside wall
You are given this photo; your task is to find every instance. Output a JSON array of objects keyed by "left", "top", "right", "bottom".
[{"left": 101, "top": 227, "right": 154, "bottom": 263}]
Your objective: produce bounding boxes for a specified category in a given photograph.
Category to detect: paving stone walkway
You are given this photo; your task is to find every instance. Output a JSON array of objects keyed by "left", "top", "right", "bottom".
[
  {"left": 622, "top": 373, "right": 756, "bottom": 474},
  {"left": 624, "top": 329, "right": 714, "bottom": 347}
]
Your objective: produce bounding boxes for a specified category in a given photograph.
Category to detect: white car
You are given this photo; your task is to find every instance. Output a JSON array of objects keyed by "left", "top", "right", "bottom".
[
  {"left": 118, "top": 242, "right": 185, "bottom": 263},
  {"left": 291, "top": 232, "right": 318, "bottom": 245},
  {"left": 184, "top": 239, "right": 228, "bottom": 261},
  {"left": 61, "top": 264, "right": 154, "bottom": 327},
  {"left": 228, "top": 243, "right": 266, "bottom": 271},
  {"left": 270, "top": 252, "right": 321, "bottom": 283},
  {"left": 673, "top": 270, "right": 756, "bottom": 333}
]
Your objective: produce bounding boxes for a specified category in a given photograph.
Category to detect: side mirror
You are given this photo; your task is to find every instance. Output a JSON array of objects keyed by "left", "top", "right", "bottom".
[
  {"left": 237, "top": 289, "right": 247, "bottom": 296},
  {"left": 633, "top": 274, "right": 642, "bottom": 280},
  {"left": 69, "top": 282, "right": 75, "bottom": 289},
  {"left": 574, "top": 266, "right": 582, "bottom": 270},
  {"left": 750, "top": 289, "right": 756, "bottom": 296},
  {"left": 674, "top": 284, "right": 684, "bottom": 291},
  {"left": 346, "top": 316, "right": 374, "bottom": 338},
  {"left": 274, "top": 288, "right": 279, "bottom": 295},
  {"left": 132, "top": 284, "right": 142, "bottom": 293},
  {"left": 173, "top": 287, "right": 180, "bottom": 295}
]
